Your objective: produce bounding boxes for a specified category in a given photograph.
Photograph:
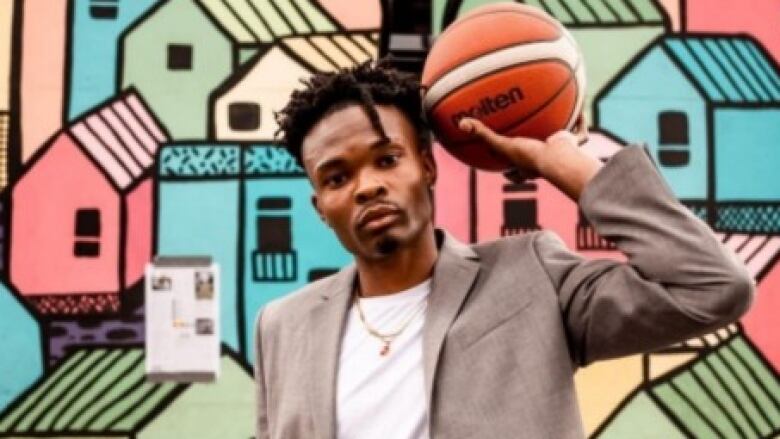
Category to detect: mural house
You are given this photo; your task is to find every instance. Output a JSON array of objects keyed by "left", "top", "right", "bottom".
[
  {"left": 9, "top": 90, "right": 168, "bottom": 364},
  {"left": 67, "top": 0, "right": 158, "bottom": 120},
  {"left": 156, "top": 143, "right": 351, "bottom": 362},
  {"left": 596, "top": 34, "right": 780, "bottom": 234},
  {"left": 210, "top": 30, "right": 378, "bottom": 141},
  {"left": 119, "top": 0, "right": 340, "bottom": 140}
]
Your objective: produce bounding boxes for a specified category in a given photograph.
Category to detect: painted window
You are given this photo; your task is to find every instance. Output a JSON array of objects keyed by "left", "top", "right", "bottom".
[
  {"left": 74, "top": 209, "right": 100, "bottom": 257},
  {"left": 252, "top": 197, "right": 297, "bottom": 282},
  {"left": 167, "top": 44, "right": 193, "bottom": 71},
  {"left": 501, "top": 199, "right": 538, "bottom": 236},
  {"left": 658, "top": 111, "right": 690, "bottom": 167},
  {"left": 229, "top": 103, "right": 261, "bottom": 131},
  {"left": 89, "top": 0, "right": 118, "bottom": 19}
]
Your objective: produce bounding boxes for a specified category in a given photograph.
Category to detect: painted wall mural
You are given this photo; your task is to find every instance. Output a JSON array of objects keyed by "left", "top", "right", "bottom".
[{"left": 0, "top": 0, "right": 778, "bottom": 437}]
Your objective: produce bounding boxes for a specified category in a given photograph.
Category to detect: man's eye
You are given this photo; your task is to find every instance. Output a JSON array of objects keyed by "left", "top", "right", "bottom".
[
  {"left": 324, "top": 173, "right": 346, "bottom": 188},
  {"left": 377, "top": 154, "right": 399, "bottom": 168}
]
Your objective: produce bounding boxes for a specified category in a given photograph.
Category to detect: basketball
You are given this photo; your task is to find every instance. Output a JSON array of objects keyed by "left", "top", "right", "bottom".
[{"left": 421, "top": 3, "right": 586, "bottom": 171}]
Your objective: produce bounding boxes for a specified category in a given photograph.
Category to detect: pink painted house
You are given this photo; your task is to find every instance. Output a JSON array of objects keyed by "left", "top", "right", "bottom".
[
  {"left": 435, "top": 130, "right": 624, "bottom": 262},
  {"left": 10, "top": 90, "right": 168, "bottom": 315}
]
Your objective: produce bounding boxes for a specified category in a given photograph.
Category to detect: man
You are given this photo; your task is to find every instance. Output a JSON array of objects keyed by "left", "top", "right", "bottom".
[{"left": 254, "top": 62, "right": 754, "bottom": 439}]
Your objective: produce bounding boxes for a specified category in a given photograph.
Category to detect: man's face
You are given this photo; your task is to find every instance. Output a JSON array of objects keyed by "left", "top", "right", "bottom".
[{"left": 303, "top": 104, "right": 436, "bottom": 260}]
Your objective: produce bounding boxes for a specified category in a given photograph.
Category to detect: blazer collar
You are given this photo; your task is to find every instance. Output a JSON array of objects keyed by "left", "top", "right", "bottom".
[
  {"left": 423, "top": 229, "right": 481, "bottom": 413},
  {"left": 306, "top": 229, "right": 480, "bottom": 439}
]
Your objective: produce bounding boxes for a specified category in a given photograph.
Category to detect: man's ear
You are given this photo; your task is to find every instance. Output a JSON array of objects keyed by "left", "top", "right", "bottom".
[
  {"left": 311, "top": 194, "right": 329, "bottom": 227},
  {"left": 422, "top": 147, "right": 437, "bottom": 187}
]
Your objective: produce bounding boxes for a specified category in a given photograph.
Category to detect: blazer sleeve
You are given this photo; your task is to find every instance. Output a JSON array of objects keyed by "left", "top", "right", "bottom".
[
  {"left": 254, "top": 309, "right": 270, "bottom": 439},
  {"left": 533, "top": 145, "right": 755, "bottom": 367}
]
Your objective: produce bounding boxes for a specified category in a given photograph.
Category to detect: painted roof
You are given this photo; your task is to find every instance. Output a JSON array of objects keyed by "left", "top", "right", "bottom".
[
  {"left": 0, "top": 347, "right": 253, "bottom": 436},
  {"left": 599, "top": 334, "right": 780, "bottom": 438},
  {"left": 518, "top": 0, "right": 665, "bottom": 26},
  {"left": 660, "top": 36, "right": 780, "bottom": 104},
  {"left": 68, "top": 91, "right": 168, "bottom": 190},
  {"left": 159, "top": 144, "right": 302, "bottom": 178},
  {"left": 197, "top": 0, "right": 338, "bottom": 44},
  {"left": 717, "top": 233, "right": 780, "bottom": 281},
  {"left": 0, "top": 348, "right": 178, "bottom": 434},
  {"left": 281, "top": 31, "right": 379, "bottom": 72}
]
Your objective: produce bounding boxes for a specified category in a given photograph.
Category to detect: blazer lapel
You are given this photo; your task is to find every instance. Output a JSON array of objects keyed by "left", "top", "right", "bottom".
[
  {"left": 307, "top": 263, "right": 356, "bottom": 439},
  {"left": 423, "top": 230, "right": 481, "bottom": 412}
]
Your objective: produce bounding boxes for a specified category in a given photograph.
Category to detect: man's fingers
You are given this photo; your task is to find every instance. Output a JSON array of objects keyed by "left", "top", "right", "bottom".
[{"left": 458, "top": 117, "right": 509, "bottom": 148}]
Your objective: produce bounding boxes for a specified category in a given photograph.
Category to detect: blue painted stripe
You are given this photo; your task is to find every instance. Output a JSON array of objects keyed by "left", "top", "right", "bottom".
[
  {"left": 703, "top": 39, "right": 757, "bottom": 102},
  {"left": 686, "top": 39, "right": 744, "bottom": 102},
  {"left": 734, "top": 40, "right": 780, "bottom": 100},
  {"left": 665, "top": 39, "right": 726, "bottom": 102},
  {"left": 718, "top": 39, "right": 771, "bottom": 102},
  {"left": 745, "top": 41, "right": 780, "bottom": 95}
]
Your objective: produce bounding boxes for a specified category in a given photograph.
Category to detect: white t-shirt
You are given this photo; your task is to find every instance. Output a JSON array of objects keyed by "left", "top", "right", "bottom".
[{"left": 336, "top": 278, "right": 432, "bottom": 439}]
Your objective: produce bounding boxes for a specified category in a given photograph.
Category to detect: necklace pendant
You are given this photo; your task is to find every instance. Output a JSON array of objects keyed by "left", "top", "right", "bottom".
[{"left": 380, "top": 341, "right": 390, "bottom": 356}]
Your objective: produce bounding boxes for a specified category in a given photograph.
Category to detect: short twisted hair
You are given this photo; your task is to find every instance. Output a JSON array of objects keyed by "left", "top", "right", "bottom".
[{"left": 275, "top": 60, "right": 431, "bottom": 168}]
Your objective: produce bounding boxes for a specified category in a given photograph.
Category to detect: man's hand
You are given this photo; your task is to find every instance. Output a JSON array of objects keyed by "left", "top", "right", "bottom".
[{"left": 457, "top": 115, "right": 603, "bottom": 201}]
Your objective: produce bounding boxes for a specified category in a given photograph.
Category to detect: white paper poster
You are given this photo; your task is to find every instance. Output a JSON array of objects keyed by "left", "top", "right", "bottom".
[{"left": 145, "top": 256, "right": 220, "bottom": 382}]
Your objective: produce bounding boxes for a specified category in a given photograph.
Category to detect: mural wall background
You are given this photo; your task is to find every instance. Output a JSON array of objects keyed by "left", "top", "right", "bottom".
[{"left": 0, "top": 0, "right": 778, "bottom": 437}]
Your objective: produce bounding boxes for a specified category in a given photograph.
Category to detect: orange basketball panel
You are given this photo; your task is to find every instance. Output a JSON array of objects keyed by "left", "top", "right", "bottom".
[
  {"left": 503, "top": 79, "right": 578, "bottom": 141},
  {"left": 429, "top": 61, "right": 572, "bottom": 145},
  {"left": 422, "top": 5, "right": 561, "bottom": 86}
]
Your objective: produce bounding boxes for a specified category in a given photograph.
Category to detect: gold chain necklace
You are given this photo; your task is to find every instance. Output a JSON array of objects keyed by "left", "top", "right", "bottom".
[{"left": 353, "top": 291, "right": 427, "bottom": 356}]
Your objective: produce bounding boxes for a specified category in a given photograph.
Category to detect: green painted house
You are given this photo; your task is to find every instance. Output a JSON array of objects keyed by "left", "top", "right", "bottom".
[
  {"left": 433, "top": 0, "right": 670, "bottom": 122},
  {"left": 120, "top": 0, "right": 339, "bottom": 139},
  {"left": 596, "top": 334, "right": 780, "bottom": 438},
  {"left": 0, "top": 347, "right": 254, "bottom": 438}
]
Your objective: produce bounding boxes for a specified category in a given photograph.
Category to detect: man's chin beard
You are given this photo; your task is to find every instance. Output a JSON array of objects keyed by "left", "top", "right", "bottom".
[{"left": 374, "top": 235, "right": 400, "bottom": 256}]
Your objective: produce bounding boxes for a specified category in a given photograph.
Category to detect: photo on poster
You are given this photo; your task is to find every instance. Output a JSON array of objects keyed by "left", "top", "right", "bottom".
[
  {"left": 195, "top": 270, "right": 214, "bottom": 300},
  {"left": 151, "top": 274, "right": 172, "bottom": 291},
  {"left": 196, "top": 318, "right": 214, "bottom": 335}
]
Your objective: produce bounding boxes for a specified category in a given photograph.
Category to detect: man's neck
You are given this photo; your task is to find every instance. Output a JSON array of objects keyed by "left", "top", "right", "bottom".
[{"left": 355, "top": 225, "right": 438, "bottom": 297}]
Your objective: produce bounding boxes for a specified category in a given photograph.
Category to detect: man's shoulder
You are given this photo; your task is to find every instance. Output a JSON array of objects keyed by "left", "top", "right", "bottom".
[
  {"left": 468, "top": 229, "right": 553, "bottom": 260},
  {"left": 257, "top": 269, "right": 347, "bottom": 333}
]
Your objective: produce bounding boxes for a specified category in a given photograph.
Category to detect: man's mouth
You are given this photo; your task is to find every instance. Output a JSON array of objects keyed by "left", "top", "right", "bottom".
[{"left": 357, "top": 204, "right": 401, "bottom": 232}]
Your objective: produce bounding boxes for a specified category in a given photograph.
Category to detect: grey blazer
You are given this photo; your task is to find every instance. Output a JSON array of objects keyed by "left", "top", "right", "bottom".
[{"left": 253, "top": 146, "right": 754, "bottom": 439}]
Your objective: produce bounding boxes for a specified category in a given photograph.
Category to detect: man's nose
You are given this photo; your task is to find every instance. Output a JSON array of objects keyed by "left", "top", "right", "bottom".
[{"left": 354, "top": 172, "right": 387, "bottom": 204}]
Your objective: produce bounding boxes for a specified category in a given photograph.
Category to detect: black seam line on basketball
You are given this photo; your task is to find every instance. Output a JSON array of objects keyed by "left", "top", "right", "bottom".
[
  {"left": 427, "top": 56, "right": 574, "bottom": 117},
  {"left": 437, "top": 64, "right": 577, "bottom": 147},
  {"left": 424, "top": 35, "right": 565, "bottom": 87},
  {"left": 427, "top": 56, "right": 576, "bottom": 111}
]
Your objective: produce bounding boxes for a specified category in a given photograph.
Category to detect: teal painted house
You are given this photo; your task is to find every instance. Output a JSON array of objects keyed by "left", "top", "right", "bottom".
[
  {"left": 157, "top": 144, "right": 350, "bottom": 361},
  {"left": 67, "top": 0, "right": 157, "bottom": 120},
  {"left": 596, "top": 35, "right": 780, "bottom": 234},
  {"left": 0, "top": 283, "right": 42, "bottom": 412}
]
